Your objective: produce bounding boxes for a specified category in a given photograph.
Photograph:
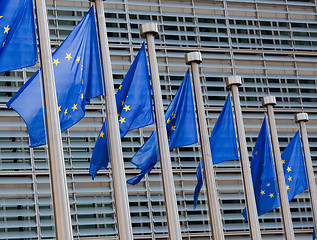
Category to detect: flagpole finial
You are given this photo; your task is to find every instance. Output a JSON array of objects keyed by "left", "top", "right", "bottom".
[
  {"left": 226, "top": 75, "right": 242, "bottom": 88},
  {"left": 140, "top": 22, "right": 158, "bottom": 38},
  {"left": 262, "top": 96, "right": 276, "bottom": 107},
  {"left": 185, "top": 52, "right": 202, "bottom": 65},
  {"left": 295, "top": 112, "right": 309, "bottom": 123}
]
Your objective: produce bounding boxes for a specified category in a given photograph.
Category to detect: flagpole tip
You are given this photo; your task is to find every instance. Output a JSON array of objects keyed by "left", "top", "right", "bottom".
[
  {"left": 226, "top": 75, "right": 242, "bottom": 88},
  {"left": 185, "top": 52, "right": 202, "bottom": 65},
  {"left": 140, "top": 23, "right": 158, "bottom": 38},
  {"left": 295, "top": 112, "right": 309, "bottom": 123},
  {"left": 262, "top": 96, "right": 276, "bottom": 107}
]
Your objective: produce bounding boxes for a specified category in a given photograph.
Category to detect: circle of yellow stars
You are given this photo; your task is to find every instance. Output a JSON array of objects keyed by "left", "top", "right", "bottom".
[{"left": 55, "top": 52, "right": 83, "bottom": 116}]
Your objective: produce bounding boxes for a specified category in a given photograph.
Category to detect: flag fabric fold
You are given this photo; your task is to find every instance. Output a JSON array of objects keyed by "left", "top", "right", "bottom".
[
  {"left": 193, "top": 94, "right": 239, "bottom": 208},
  {"left": 7, "top": 7, "right": 103, "bottom": 147},
  {"left": 0, "top": 0, "right": 37, "bottom": 73},
  {"left": 242, "top": 117, "right": 278, "bottom": 221},
  {"left": 127, "top": 69, "right": 198, "bottom": 185},
  {"left": 89, "top": 42, "right": 154, "bottom": 179},
  {"left": 281, "top": 130, "right": 308, "bottom": 201}
]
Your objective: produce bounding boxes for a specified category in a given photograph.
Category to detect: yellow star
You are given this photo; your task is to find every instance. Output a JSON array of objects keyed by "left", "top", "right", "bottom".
[
  {"left": 72, "top": 104, "right": 77, "bottom": 111},
  {"left": 173, "top": 113, "right": 176, "bottom": 119},
  {"left": 53, "top": 59, "right": 60, "bottom": 66},
  {"left": 65, "top": 53, "right": 72, "bottom": 61},
  {"left": 286, "top": 167, "right": 291, "bottom": 172},
  {"left": 167, "top": 118, "right": 170, "bottom": 124},
  {"left": 81, "top": 65, "right": 83, "bottom": 71},
  {"left": 64, "top": 108, "right": 68, "bottom": 115},
  {"left": 260, "top": 190, "right": 265, "bottom": 195},
  {"left": 286, "top": 185, "right": 289, "bottom": 190},
  {"left": 282, "top": 159, "right": 285, "bottom": 164},
  {"left": 0, "top": 16, "right": 3, "bottom": 19},
  {"left": 58, "top": 106, "right": 61, "bottom": 112},
  {"left": 123, "top": 104, "right": 130, "bottom": 112},
  {"left": 266, "top": 183, "right": 270, "bottom": 187},
  {"left": 119, "top": 85, "right": 122, "bottom": 90},
  {"left": 269, "top": 193, "right": 274, "bottom": 198},
  {"left": 2, "top": 41, "right": 5, "bottom": 47},
  {"left": 117, "top": 113, "right": 120, "bottom": 118},
  {"left": 99, "top": 131, "right": 104, "bottom": 138},
  {"left": 255, "top": 151, "right": 258, "bottom": 156},
  {"left": 121, "top": 100, "right": 125, "bottom": 106},
  {"left": 3, "top": 25, "right": 10, "bottom": 34},
  {"left": 171, "top": 126, "right": 176, "bottom": 131},
  {"left": 80, "top": 94, "right": 84, "bottom": 100},
  {"left": 119, "top": 117, "right": 126, "bottom": 124},
  {"left": 76, "top": 56, "right": 81, "bottom": 63}
]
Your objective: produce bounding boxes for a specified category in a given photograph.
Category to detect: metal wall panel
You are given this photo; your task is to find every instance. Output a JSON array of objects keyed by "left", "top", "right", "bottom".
[{"left": 0, "top": 0, "right": 316, "bottom": 239}]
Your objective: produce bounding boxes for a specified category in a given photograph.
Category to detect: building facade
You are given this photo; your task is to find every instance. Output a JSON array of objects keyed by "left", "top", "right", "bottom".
[{"left": 0, "top": 0, "right": 317, "bottom": 239}]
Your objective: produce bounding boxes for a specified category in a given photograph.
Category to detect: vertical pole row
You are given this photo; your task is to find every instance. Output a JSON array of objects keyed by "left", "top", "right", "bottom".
[
  {"left": 34, "top": 0, "right": 73, "bottom": 239},
  {"left": 94, "top": 1, "right": 133, "bottom": 239},
  {"left": 185, "top": 52, "right": 224, "bottom": 240},
  {"left": 295, "top": 113, "right": 317, "bottom": 233},
  {"left": 227, "top": 76, "right": 262, "bottom": 240},
  {"left": 140, "top": 22, "right": 182, "bottom": 240},
  {"left": 262, "top": 96, "right": 295, "bottom": 240}
]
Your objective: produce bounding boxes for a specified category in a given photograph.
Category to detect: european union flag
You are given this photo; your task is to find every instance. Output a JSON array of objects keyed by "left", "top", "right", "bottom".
[
  {"left": 242, "top": 117, "right": 279, "bottom": 221},
  {"left": 193, "top": 94, "right": 239, "bottom": 208},
  {"left": 0, "top": 0, "right": 37, "bottom": 73},
  {"left": 127, "top": 69, "right": 198, "bottom": 185},
  {"left": 242, "top": 120, "right": 308, "bottom": 221},
  {"left": 281, "top": 130, "right": 308, "bottom": 201},
  {"left": 89, "top": 42, "right": 154, "bottom": 179},
  {"left": 7, "top": 7, "right": 103, "bottom": 147},
  {"left": 313, "top": 229, "right": 316, "bottom": 240}
]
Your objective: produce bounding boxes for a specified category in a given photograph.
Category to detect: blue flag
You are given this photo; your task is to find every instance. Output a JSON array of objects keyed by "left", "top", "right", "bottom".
[
  {"left": 281, "top": 130, "right": 308, "bottom": 201},
  {"left": 0, "top": 0, "right": 37, "bottom": 73},
  {"left": 193, "top": 94, "right": 239, "bottom": 208},
  {"left": 313, "top": 229, "right": 316, "bottom": 240},
  {"left": 89, "top": 42, "right": 154, "bottom": 179},
  {"left": 242, "top": 121, "right": 308, "bottom": 221},
  {"left": 242, "top": 117, "right": 278, "bottom": 221},
  {"left": 127, "top": 69, "right": 198, "bottom": 185},
  {"left": 6, "top": 7, "right": 103, "bottom": 147}
]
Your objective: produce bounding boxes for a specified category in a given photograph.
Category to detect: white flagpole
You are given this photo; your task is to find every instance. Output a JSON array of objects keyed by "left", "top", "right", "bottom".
[
  {"left": 34, "top": 0, "right": 73, "bottom": 239},
  {"left": 92, "top": 1, "right": 133, "bottom": 239},
  {"left": 226, "top": 76, "right": 262, "bottom": 240},
  {"left": 295, "top": 113, "right": 317, "bottom": 234},
  {"left": 263, "top": 96, "right": 295, "bottom": 240},
  {"left": 185, "top": 52, "right": 224, "bottom": 240},
  {"left": 140, "top": 22, "right": 182, "bottom": 240}
]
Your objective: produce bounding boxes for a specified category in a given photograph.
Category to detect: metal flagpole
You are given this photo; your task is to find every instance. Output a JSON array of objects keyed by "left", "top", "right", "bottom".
[
  {"left": 140, "top": 22, "right": 182, "bottom": 240},
  {"left": 92, "top": 1, "right": 133, "bottom": 239},
  {"left": 33, "top": 0, "right": 73, "bottom": 239},
  {"left": 185, "top": 52, "right": 224, "bottom": 240},
  {"left": 295, "top": 113, "right": 317, "bottom": 233},
  {"left": 226, "top": 76, "right": 262, "bottom": 240},
  {"left": 262, "top": 96, "right": 295, "bottom": 240}
]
